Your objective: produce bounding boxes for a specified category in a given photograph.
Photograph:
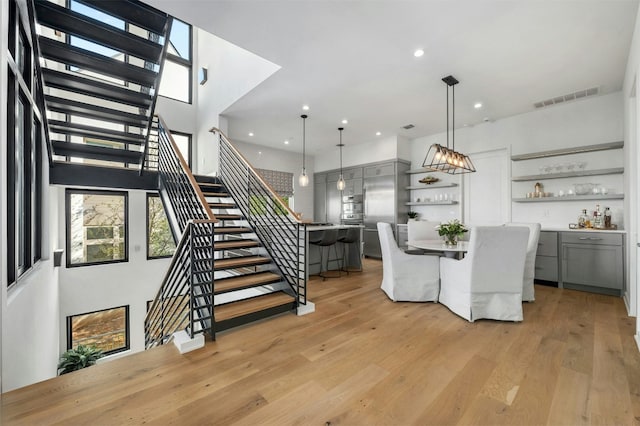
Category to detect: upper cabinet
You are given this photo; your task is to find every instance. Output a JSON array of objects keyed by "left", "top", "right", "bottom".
[{"left": 511, "top": 142, "right": 624, "bottom": 203}]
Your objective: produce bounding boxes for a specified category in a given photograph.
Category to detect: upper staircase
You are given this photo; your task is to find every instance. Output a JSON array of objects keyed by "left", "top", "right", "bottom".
[{"left": 33, "top": 0, "right": 171, "bottom": 170}]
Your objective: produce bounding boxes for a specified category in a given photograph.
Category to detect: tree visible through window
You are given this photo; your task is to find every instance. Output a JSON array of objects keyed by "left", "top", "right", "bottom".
[
  {"left": 147, "top": 194, "right": 176, "bottom": 258},
  {"left": 67, "top": 306, "right": 129, "bottom": 355},
  {"left": 66, "top": 190, "right": 128, "bottom": 266}
]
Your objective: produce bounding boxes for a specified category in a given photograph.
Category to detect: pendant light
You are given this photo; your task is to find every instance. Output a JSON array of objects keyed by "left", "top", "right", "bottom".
[
  {"left": 299, "top": 114, "right": 309, "bottom": 187},
  {"left": 336, "top": 127, "right": 345, "bottom": 191},
  {"left": 422, "top": 75, "right": 476, "bottom": 174}
]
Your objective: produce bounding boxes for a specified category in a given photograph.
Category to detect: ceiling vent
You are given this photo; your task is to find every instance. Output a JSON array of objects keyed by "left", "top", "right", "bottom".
[
  {"left": 402, "top": 124, "right": 415, "bottom": 130},
  {"left": 534, "top": 87, "right": 599, "bottom": 109}
]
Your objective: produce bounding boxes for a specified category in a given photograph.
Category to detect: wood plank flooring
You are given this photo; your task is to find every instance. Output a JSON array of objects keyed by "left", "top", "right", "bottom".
[{"left": 3, "top": 258, "right": 640, "bottom": 425}]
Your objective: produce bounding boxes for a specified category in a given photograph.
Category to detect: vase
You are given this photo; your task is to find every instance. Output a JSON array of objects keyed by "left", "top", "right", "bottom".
[{"left": 444, "top": 235, "right": 458, "bottom": 246}]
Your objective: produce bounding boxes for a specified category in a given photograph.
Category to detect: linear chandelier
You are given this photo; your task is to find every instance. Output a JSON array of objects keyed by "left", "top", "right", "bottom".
[
  {"left": 299, "top": 114, "right": 309, "bottom": 186},
  {"left": 422, "top": 75, "right": 476, "bottom": 174}
]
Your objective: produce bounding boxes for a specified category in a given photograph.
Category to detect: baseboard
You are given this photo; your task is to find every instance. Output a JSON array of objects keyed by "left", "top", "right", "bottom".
[
  {"left": 635, "top": 333, "right": 640, "bottom": 353},
  {"left": 173, "top": 330, "right": 205, "bottom": 354},
  {"left": 297, "top": 300, "right": 315, "bottom": 316}
]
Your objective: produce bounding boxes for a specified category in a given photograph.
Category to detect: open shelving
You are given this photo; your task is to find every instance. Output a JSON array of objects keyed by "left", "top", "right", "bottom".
[
  {"left": 512, "top": 167, "right": 624, "bottom": 182},
  {"left": 405, "top": 201, "right": 459, "bottom": 206},
  {"left": 510, "top": 141, "right": 623, "bottom": 161},
  {"left": 512, "top": 194, "right": 624, "bottom": 203},
  {"left": 406, "top": 182, "right": 458, "bottom": 190}
]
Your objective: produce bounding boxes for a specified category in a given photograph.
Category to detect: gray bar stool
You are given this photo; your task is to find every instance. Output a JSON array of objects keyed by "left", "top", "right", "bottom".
[
  {"left": 309, "top": 229, "right": 340, "bottom": 280},
  {"left": 338, "top": 228, "right": 362, "bottom": 274}
]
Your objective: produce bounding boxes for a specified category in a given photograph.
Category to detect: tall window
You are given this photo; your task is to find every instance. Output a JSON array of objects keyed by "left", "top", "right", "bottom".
[
  {"left": 158, "top": 18, "right": 192, "bottom": 103},
  {"left": 7, "top": 0, "right": 44, "bottom": 286},
  {"left": 67, "top": 306, "right": 130, "bottom": 355},
  {"left": 66, "top": 190, "right": 128, "bottom": 267},
  {"left": 147, "top": 194, "right": 176, "bottom": 259},
  {"left": 171, "top": 131, "right": 192, "bottom": 167}
]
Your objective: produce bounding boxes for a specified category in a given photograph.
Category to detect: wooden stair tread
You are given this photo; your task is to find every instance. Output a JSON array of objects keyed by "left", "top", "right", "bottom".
[
  {"left": 215, "top": 271, "right": 282, "bottom": 293},
  {"left": 214, "top": 255, "right": 270, "bottom": 269},
  {"left": 198, "top": 182, "right": 223, "bottom": 188},
  {"left": 214, "top": 227, "right": 252, "bottom": 234},
  {"left": 210, "top": 203, "right": 236, "bottom": 208},
  {"left": 215, "top": 292, "right": 295, "bottom": 322},
  {"left": 215, "top": 214, "right": 243, "bottom": 220},
  {"left": 202, "top": 192, "right": 229, "bottom": 197},
  {"left": 215, "top": 240, "right": 259, "bottom": 250}
]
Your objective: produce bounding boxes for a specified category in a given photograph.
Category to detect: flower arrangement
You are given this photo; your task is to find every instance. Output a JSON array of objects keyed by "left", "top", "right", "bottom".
[{"left": 436, "top": 219, "right": 468, "bottom": 245}]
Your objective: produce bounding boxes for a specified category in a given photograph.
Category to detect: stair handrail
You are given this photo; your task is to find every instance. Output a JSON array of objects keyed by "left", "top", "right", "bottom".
[
  {"left": 158, "top": 116, "right": 216, "bottom": 238},
  {"left": 211, "top": 127, "right": 307, "bottom": 308},
  {"left": 140, "top": 17, "right": 173, "bottom": 175},
  {"left": 26, "top": 0, "right": 54, "bottom": 166},
  {"left": 144, "top": 219, "right": 216, "bottom": 348}
]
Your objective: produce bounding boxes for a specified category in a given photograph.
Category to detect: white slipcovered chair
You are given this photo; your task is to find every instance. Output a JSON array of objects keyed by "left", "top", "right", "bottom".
[
  {"left": 439, "top": 226, "right": 529, "bottom": 322},
  {"left": 505, "top": 222, "right": 541, "bottom": 302},
  {"left": 407, "top": 220, "right": 441, "bottom": 254},
  {"left": 377, "top": 222, "right": 440, "bottom": 302}
]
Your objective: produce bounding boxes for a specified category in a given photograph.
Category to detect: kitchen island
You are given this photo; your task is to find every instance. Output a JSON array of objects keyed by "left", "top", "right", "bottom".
[{"left": 305, "top": 224, "right": 364, "bottom": 278}]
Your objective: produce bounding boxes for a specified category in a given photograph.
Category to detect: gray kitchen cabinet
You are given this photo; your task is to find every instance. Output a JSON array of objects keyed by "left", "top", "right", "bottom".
[
  {"left": 314, "top": 173, "right": 327, "bottom": 222},
  {"left": 326, "top": 182, "right": 342, "bottom": 225},
  {"left": 561, "top": 231, "right": 624, "bottom": 296},
  {"left": 396, "top": 224, "right": 408, "bottom": 249},
  {"left": 534, "top": 231, "right": 558, "bottom": 282}
]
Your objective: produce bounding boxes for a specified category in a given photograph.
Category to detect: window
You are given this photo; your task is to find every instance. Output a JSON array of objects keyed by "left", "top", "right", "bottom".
[
  {"left": 147, "top": 194, "right": 176, "bottom": 259},
  {"left": 171, "top": 131, "right": 192, "bottom": 167},
  {"left": 6, "top": 0, "right": 44, "bottom": 286},
  {"left": 67, "top": 306, "right": 130, "bottom": 355},
  {"left": 66, "top": 189, "right": 128, "bottom": 267},
  {"left": 158, "top": 18, "right": 192, "bottom": 103}
]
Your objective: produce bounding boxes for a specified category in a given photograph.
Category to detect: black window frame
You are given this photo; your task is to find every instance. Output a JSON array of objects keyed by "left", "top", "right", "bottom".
[
  {"left": 65, "top": 189, "right": 129, "bottom": 268},
  {"left": 6, "top": 0, "right": 44, "bottom": 287},
  {"left": 146, "top": 192, "right": 177, "bottom": 260},
  {"left": 158, "top": 18, "right": 193, "bottom": 104},
  {"left": 66, "top": 305, "right": 130, "bottom": 356}
]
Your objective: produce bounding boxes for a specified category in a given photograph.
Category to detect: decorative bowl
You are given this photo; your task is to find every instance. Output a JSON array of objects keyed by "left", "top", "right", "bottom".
[
  {"left": 574, "top": 183, "right": 595, "bottom": 195},
  {"left": 419, "top": 176, "right": 440, "bottom": 184}
]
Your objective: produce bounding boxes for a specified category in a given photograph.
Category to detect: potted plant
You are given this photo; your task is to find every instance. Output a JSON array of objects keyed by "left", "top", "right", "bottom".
[
  {"left": 407, "top": 211, "right": 419, "bottom": 221},
  {"left": 57, "top": 345, "right": 104, "bottom": 375},
  {"left": 437, "top": 219, "right": 468, "bottom": 246}
]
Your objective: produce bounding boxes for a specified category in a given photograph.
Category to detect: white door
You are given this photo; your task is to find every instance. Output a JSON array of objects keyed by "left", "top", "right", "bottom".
[{"left": 463, "top": 148, "right": 510, "bottom": 226}]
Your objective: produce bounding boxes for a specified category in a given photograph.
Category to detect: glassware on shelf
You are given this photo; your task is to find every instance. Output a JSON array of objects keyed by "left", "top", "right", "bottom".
[{"left": 577, "top": 161, "right": 587, "bottom": 170}]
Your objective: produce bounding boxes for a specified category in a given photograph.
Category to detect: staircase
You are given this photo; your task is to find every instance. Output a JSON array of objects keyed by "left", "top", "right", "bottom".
[
  {"left": 33, "top": 0, "right": 171, "bottom": 170},
  {"left": 144, "top": 120, "right": 307, "bottom": 348}
]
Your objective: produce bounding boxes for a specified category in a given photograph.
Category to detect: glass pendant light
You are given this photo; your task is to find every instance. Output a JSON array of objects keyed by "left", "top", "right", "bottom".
[
  {"left": 299, "top": 114, "right": 309, "bottom": 187},
  {"left": 337, "top": 127, "right": 345, "bottom": 191}
]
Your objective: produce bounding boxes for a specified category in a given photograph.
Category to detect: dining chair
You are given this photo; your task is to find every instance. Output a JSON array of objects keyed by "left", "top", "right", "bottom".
[
  {"left": 504, "top": 222, "right": 541, "bottom": 302},
  {"left": 377, "top": 222, "right": 440, "bottom": 302},
  {"left": 439, "top": 226, "right": 529, "bottom": 322}
]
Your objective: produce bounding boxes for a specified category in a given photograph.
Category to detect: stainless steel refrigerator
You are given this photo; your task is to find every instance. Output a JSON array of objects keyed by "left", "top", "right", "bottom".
[{"left": 362, "top": 161, "right": 409, "bottom": 258}]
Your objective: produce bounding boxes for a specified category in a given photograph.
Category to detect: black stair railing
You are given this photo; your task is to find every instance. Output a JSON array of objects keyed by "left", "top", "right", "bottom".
[
  {"left": 144, "top": 116, "right": 216, "bottom": 348},
  {"left": 211, "top": 128, "right": 308, "bottom": 309}
]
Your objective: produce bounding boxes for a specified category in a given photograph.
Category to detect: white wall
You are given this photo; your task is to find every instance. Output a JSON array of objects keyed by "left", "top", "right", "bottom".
[
  {"left": 315, "top": 135, "right": 411, "bottom": 172},
  {"left": 57, "top": 188, "right": 171, "bottom": 359},
  {"left": 409, "top": 92, "right": 624, "bottom": 228},
  {"left": 623, "top": 4, "right": 640, "bottom": 340},
  {"left": 232, "top": 140, "right": 315, "bottom": 220}
]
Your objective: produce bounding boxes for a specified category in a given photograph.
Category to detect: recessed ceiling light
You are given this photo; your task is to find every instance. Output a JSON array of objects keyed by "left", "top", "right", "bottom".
[
  {"left": 341, "top": 119, "right": 348, "bottom": 124},
  {"left": 414, "top": 49, "right": 424, "bottom": 58},
  {"left": 284, "top": 140, "right": 289, "bottom": 145},
  {"left": 474, "top": 102, "right": 483, "bottom": 109},
  {"left": 302, "top": 105, "right": 309, "bottom": 111},
  {"left": 376, "top": 131, "right": 381, "bottom": 136},
  {"left": 258, "top": 151, "right": 262, "bottom": 155},
  {"left": 248, "top": 132, "right": 254, "bottom": 137}
]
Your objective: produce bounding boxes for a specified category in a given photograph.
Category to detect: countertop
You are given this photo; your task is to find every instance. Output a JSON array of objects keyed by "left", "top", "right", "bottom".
[
  {"left": 305, "top": 224, "right": 365, "bottom": 231},
  {"left": 541, "top": 227, "right": 626, "bottom": 234}
]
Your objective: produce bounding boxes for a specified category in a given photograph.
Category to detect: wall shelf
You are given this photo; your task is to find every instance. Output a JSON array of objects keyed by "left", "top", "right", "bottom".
[
  {"left": 512, "top": 194, "right": 624, "bottom": 203},
  {"left": 406, "top": 201, "right": 459, "bottom": 206},
  {"left": 511, "top": 141, "right": 624, "bottom": 161},
  {"left": 406, "top": 168, "right": 438, "bottom": 175},
  {"left": 406, "top": 183, "right": 458, "bottom": 190},
  {"left": 511, "top": 167, "right": 624, "bottom": 182}
]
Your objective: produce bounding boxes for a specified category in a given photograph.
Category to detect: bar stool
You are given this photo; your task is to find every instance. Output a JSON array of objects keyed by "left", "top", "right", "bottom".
[
  {"left": 309, "top": 229, "right": 340, "bottom": 280},
  {"left": 337, "top": 228, "right": 362, "bottom": 274}
]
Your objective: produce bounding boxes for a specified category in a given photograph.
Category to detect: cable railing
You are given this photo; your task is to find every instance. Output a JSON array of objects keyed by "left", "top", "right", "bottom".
[
  {"left": 212, "top": 128, "right": 307, "bottom": 308},
  {"left": 144, "top": 117, "right": 217, "bottom": 348}
]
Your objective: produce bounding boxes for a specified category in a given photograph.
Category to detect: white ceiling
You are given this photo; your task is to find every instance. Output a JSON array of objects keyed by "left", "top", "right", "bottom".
[{"left": 147, "top": 0, "right": 639, "bottom": 154}]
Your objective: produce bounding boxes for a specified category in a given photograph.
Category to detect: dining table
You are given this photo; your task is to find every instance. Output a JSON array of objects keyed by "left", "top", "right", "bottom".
[{"left": 407, "top": 239, "right": 470, "bottom": 258}]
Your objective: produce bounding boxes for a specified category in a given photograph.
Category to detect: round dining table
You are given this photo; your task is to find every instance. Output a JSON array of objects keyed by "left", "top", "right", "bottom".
[{"left": 407, "top": 239, "right": 470, "bottom": 258}]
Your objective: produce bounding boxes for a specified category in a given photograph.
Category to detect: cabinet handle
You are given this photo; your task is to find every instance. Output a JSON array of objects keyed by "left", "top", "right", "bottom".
[
  {"left": 578, "top": 237, "right": 589, "bottom": 240},
  {"left": 589, "top": 237, "right": 603, "bottom": 241}
]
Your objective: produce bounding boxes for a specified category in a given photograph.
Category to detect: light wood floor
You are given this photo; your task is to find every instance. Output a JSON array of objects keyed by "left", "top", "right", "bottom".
[{"left": 3, "top": 259, "right": 640, "bottom": 425}]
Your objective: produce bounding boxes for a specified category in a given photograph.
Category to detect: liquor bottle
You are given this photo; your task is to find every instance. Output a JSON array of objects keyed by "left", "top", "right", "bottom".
[
  {"left": 604, "top": 207, "right": 612, "bottom": 228},
  {"left": 593, "top": 204, "right": 604, "bottom": 229},
  {"left": 578, "top": 209, "right": 588, "bottom": 228}
]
